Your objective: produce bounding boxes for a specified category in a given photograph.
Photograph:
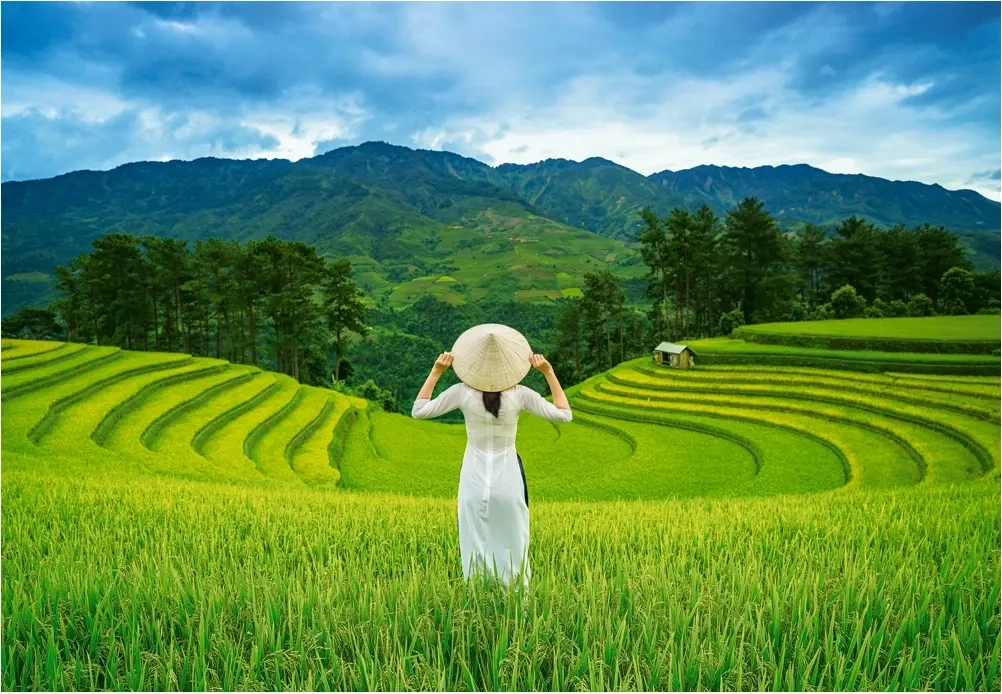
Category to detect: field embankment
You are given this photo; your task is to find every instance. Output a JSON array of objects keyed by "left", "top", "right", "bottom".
[{"left": 731, "top": 315, "right": 1001, "bottom": 355}]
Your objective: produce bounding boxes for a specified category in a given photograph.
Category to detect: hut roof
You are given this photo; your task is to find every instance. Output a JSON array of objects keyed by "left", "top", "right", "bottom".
[{"left": 653, "top": 342, "right": 692, "bottom": 355}]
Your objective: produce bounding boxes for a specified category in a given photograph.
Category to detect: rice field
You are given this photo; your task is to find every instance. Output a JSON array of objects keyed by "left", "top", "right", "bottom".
[
  {"left": 687, "top": 337, "right": 1000, "bottom": 374},
  {"left": 1, "top": 339, "right": 1000, "bottom": 691},
  {"left": 737, "top": 315, "right": 1001, "bottom": 340},
  {"left": 730, "top": 315, "right": 1001, "bottom": 355}
]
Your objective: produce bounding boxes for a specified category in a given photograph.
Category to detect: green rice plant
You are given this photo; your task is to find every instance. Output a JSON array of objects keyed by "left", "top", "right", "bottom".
[
  {"left": 593, "top": 377, "right": 985, "bottom": 484},
  {"left": 150, "top": 371, "right": 276, "bottom": 485},
  {"left": 102, "top": 365, "right": 254, "bottom": 458},
  {"left": 647, "top": 362, "right": 1000, "bottom": 408},
  {"left": 516, "top": 411, "right": 757, "bottom": 502},
  {"left": 0, "top": 351, "right": 186, "bottom": 445},
  {"left": 327, "top": 405, "right": 361, "bottom": 475},
  {"left": 91, "top": 361, "right": 231, "bottom": 447},
  {"left": 658, "top": 361, "right": 1000, "bottom": 393},
  {"left": 340, "top": 408, "right": 465, "bottom": 497},
  {"left": 886, "top": 372, "right": 1002, "bottom": 392},
  {"left": 575, "top": 378, "right": 918, "bottom": 490},
  {"left": 884, "top": 371, "right": 1002, "bottom": 384},
  {"left": 636, "top": 360, "right": 1001, "bottom": 402},
  {"left": 342, "top": 403, "right": 839, "bottom": 502},
  {"left": 249, "top": 386, "right": 334, "bottom": 487},
  {"left": 624, "top": 365, "right": 999, "bottom": 421},
  {"left": 884, "top": 376, "right": 999, "bottom": 401},
  {"left": 1, "top": 339, "right": 1000, "bottom": 691},
  {"left": 571, "top": 401, "right": 848, "bottom": 497},
  {"left": 197, "top": 373, "right": 301, "bottom": 484},
  {"left": 611, "top": 364, "right": 998, "bottom": 478},
  {"left": 688, "top": 338, "right": 1000, "bottom": 375},
  {"left": 2, "top": 459, "right": 997, "bottom": 692},
  {"left": 286, "top": 393, "right": 354, "bottom": 489},
  {"left": 39, "top": 359, "right": 224, "bottom": 450},
  {"left": 26, "top": 353, "right": 193, "bottom": 445},
  {"left": 734, "top": 315, "right": 999, "bottom": 343},
  {"left": 1, "top": 345, "right": 119, "bottom": 396},
  {"left": 0, "top": 339, "right": 69, "bottom": 362},
  {"left": 733, "top": 316, "right": 1000, "bottom": 354}
]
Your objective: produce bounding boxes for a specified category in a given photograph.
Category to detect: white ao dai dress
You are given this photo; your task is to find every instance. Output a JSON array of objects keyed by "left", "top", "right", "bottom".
[{"left": 411, "top": 383, "right": 573, "bottom": 586}]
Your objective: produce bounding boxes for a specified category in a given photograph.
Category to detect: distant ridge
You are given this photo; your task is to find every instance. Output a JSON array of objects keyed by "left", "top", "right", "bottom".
[{"left": 2, "top": 141, "right": 999, "bottom": 316}]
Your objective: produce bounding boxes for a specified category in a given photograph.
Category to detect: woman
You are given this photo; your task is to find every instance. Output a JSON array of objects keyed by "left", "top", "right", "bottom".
[{"left": 411, "top": 323, "right": 572, "bottom": 587}]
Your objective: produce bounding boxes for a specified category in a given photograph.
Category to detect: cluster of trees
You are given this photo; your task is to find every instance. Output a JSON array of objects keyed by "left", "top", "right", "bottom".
[
  {"left": 549, "top": 272, "right": 650, "bottom": 385},
  {"left": 635, "top": 198, "right": 998, "bottom": 341},
  {"left": 545, "top": 198, "right": 1000, "bottom": 384},
  {"left": 790, "top": 218, "right": 998, "bottom": 319},
  {"left": 3, "top": 234, "right": 368, "bottom": 386},
  {"left": 0, "top": 235, "right": 566, "bottom": 410}
]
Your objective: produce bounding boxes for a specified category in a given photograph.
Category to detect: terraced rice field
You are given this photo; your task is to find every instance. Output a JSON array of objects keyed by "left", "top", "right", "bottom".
[
  {"left": 2, "top": 340, "right": 999, "bottom": 691},
  {"left": 0, "top": 343, "right": 368, "bottom": 488},
  {"left": 737, "top": 315, "right": 1001, "bottom": 340},
  {"left": 731, "top": 315, "right": 1001, "bottom": 355},
  {"left": 573, "top": 360, "right": 999, "bottom": 489},
  {"left": 687, "top": 337, "right": 1001, "bottom": 374}
]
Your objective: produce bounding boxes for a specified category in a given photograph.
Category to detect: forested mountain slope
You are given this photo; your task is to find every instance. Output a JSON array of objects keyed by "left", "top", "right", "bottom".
[{"left": 3, "top": 141, "right": 998, "bottom": 315}]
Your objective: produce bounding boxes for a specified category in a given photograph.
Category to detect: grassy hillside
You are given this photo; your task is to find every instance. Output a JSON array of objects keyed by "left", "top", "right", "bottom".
[
  {"left": 2, "top": 334, "right": 1000, "bottom": 690},
  {"left": 649, "top": 164, "right": 1001, "bottom": 270},
  {"left": 494, "top": 157, "right": 680, "bottom": 241}
]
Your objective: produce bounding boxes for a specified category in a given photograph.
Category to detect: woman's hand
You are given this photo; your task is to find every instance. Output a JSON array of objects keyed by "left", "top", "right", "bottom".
[
  {"left": 530, "top": 353, "right": 554, "bottom": 375},
  {"left": 432, "top": 352, "right": 455, "bottom": 375},
  {"left": 530, "top": 353, "right": 569, "bottom": 410}
]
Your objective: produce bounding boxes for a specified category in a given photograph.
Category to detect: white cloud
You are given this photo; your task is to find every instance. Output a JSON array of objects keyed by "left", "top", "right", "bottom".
[
  {"left": 1, "top": 72, "right": 373, "bottom": 174},
  {"left": 414, "top": 65, "right": 1001, "bottom": 201},
  {"left": 239, "top": 88, "right": 371, "bottom": 161},
  {"left": 0, "top": 72, "right": 130, "bottom": 123}
]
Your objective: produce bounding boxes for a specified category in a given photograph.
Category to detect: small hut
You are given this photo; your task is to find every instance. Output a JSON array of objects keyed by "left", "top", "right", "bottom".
[{"left": 652, "top": 342, "right": 695, "bottom": 369}]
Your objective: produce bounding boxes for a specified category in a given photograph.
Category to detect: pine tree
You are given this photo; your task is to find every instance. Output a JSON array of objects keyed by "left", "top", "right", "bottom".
[{"left": 322, "top": 259, "right": 369, "bottom": 382}]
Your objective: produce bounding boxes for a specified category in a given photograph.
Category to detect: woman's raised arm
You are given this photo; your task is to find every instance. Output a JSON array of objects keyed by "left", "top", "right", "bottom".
[
  {"left": 412, "top": 352, "right": 463, "bottom": 419},
  {"left": 519, "top": 354, "right": 572, "bottom": 422}
]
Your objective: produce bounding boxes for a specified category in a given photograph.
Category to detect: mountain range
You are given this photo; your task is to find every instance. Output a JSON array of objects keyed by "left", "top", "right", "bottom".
[{"left": 2, "top": 141, "right": 999, "bottom": 316}]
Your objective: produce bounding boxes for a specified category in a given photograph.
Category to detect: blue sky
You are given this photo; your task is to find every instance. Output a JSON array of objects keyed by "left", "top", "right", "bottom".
[{"left": 2, "top": 1, "right": 1000, "bottom": 199}]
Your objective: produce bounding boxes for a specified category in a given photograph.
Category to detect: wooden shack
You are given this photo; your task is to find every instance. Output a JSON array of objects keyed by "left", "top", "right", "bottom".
[{"left": 652, "top": 341, "right": 695, "bottom": 369}]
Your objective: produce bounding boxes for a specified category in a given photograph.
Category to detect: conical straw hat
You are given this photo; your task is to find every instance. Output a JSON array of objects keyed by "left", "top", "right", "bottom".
[{"left": 451, "top": 323, "right": 532, "bottom": 392}]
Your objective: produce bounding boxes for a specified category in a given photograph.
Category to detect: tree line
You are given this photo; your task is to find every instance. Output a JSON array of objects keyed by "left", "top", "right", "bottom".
[
  {"left": 2, "top": 234, "right": 368, "bottom": 386},
  {"left": 637, "top": 198, "right": 998, "bottom": 340},
  {"left": 548, "top": 198, "right": 1000, "bottom": 383}
]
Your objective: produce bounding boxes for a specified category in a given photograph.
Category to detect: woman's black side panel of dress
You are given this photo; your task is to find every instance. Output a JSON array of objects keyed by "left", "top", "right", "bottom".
[{"left": 516, "top": 453, "right": 529, "bottom": 508}]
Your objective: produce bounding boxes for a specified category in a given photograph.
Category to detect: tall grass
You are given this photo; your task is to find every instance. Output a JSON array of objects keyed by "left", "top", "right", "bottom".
[{"left": 2, "top": 456, "right": 998, "bottom": 691}]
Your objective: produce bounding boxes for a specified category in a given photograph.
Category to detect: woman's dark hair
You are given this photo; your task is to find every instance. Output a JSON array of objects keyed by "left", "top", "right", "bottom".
[{"left": 482, "top": 391, "right": 502, "bottom": 418}]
